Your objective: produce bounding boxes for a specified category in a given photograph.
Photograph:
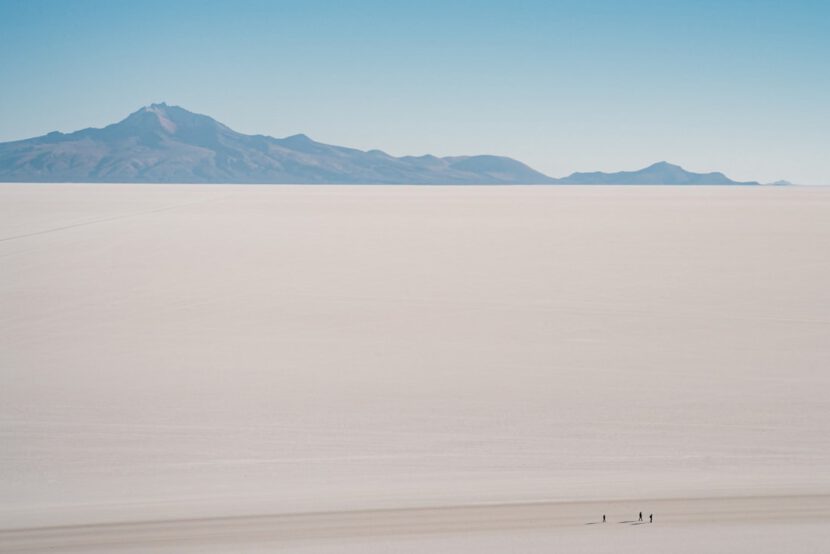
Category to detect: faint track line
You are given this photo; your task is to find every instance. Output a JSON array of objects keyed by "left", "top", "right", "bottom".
[{"left": 0, "top": 193, "right": 234, "bottom": 244}]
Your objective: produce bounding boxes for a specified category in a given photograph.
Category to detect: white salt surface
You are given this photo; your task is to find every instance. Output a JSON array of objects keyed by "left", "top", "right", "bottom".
[{"left": 1, "top": 184, "right": 829, "bottom": 551}]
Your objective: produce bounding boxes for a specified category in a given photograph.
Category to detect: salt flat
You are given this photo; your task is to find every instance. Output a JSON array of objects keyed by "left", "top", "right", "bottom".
[{"left": 1, "top": 184, "right": 829, "bottom": 552}]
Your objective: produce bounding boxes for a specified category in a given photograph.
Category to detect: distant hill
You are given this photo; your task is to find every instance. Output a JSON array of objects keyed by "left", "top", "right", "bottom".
[
  {"left": 0, "top": 104, "right": 554, "bottom": 184},
  {"left": 0, "top": 104, "right": 761, "bottom": 185},
  {"left": 556, "top": 161, "right": 759, "bottom": 185}
]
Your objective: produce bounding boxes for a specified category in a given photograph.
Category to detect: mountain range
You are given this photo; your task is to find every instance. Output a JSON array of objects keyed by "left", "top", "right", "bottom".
[{"left": 0, "top": 103, "right": 759, "bottom": 185}]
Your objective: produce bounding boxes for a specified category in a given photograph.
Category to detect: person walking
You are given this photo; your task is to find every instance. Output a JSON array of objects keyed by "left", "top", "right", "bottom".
[
  {"left": 638, "top": 511, "right": 643, "bottom": 522},
  {"left": 649, "top": 514, "right": 653, "bottom": 523},
  {"left": 602, "top": 514, "right": 606, "bottom": 523}
]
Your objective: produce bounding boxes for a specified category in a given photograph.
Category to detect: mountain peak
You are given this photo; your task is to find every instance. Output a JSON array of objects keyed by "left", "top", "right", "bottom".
[
  {"left": 648, "top": 161, "right": 680, "bottom": 169},
  {"left": 115, "top": 104, "right": 235, "bottom": 139},
  {"left": 120, "top": 104, "right": 178, "bottom": 134},
  {"left": 558, "top": 161, "right": 758, "bottom": 185}
]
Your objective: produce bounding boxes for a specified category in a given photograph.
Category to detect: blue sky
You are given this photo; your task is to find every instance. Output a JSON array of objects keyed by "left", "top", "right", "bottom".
[{"left": 1, "top": 0, "right": 828, "bottom": 183}]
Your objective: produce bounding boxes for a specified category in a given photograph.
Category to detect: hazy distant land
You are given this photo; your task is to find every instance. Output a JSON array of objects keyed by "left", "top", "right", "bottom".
[{"left": 0, "top": 103, "right": 761, "bottom": 185}]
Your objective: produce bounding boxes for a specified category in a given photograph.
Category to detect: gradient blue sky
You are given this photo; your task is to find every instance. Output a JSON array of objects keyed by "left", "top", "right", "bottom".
[{"left": 1, "top": 0, "right": 828, "bottom": 183}]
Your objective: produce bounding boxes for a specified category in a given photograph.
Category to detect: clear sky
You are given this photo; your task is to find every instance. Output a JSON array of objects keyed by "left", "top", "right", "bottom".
[{"left": 1, "top": 0, "right": 828, "bottom": 183}]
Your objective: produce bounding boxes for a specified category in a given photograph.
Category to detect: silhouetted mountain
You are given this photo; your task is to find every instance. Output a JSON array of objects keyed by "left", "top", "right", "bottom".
[
  {"left": 0, "top": 104, "right": 554, "bottom": 184},
  {"left": 555, "top": 161, "right": 758, "bottom": 185}
]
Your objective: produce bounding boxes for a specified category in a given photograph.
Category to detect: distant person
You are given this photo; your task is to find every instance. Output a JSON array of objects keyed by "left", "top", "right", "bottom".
[
  {"left": 649, "top": 514, "right": 653, "bottom": 523},
  {"left": 602, "top": 514, "right": 606, "bottom": 523},
  {"left": 639, "top": 511, "right": 643, "bottom": 522}
]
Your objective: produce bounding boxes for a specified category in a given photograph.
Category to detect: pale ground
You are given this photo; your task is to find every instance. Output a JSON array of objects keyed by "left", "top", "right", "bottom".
[{"left": 1, "top": 184, "right": 829, "bottom": 552}]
